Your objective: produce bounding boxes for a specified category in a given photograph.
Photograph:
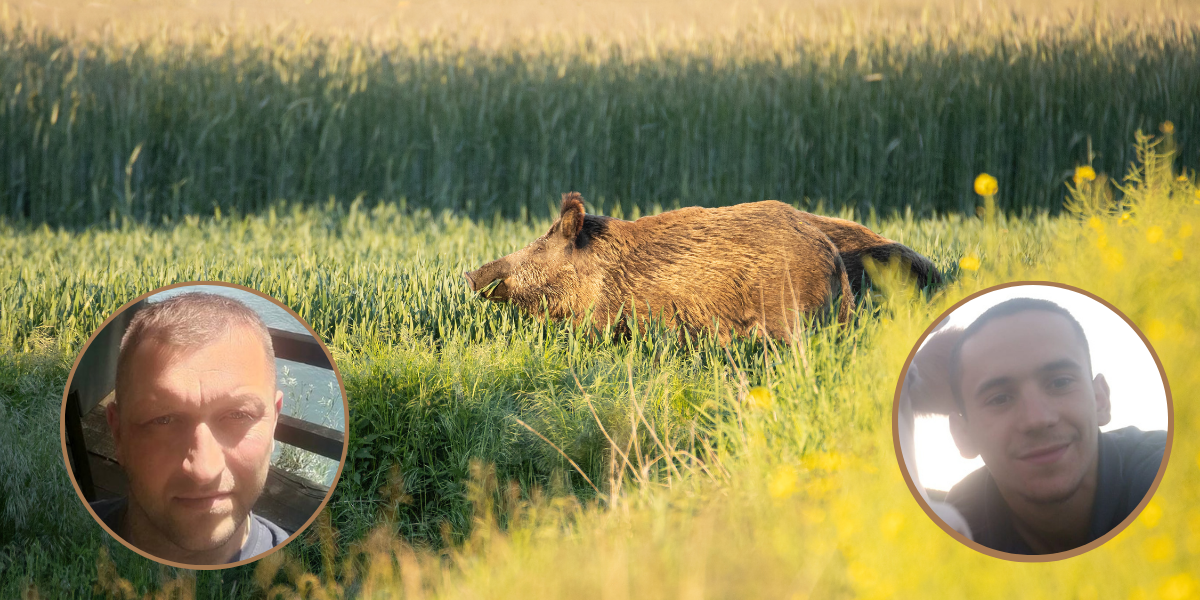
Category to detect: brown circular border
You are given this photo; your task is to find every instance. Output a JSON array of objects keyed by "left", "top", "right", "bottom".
[
  {"left": 891, "top": 280, "right": 1175, "bottom": 562},
  {"left": 58, "top": 281, "right": 351, "bottom": 570}
]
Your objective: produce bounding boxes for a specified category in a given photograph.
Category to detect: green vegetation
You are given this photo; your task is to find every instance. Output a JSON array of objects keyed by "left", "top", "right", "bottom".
[
  {"left": 1, "top": 8, "right": 1198, "bottom": 225},
  {"left": 1, "top": 4, "right": 1199, "bottom": 598},
  {"left": 6, "top": 136, "right": 1197, "bottom": 596}
]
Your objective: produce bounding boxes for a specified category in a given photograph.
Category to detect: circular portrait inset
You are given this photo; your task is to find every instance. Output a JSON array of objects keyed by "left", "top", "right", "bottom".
[
  {"left": 59, "top": 282, "right": 349, "bottom": 568},
  {"left": 893, "top": 282, "right": 1171, "bottom": 560}
]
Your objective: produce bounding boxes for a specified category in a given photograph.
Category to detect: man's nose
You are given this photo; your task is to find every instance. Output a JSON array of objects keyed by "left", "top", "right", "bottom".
[
  {"left": 182, "top": 422, "right": 225, "bottom": 483},
  {"left": 1016, "top": 387, "right": 1059, "bottom": 431}
]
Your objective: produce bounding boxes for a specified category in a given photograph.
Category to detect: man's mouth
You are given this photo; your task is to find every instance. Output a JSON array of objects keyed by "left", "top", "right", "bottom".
[
  {"left": 1018, "top": 442, "right": 1071, "bottom": 465},
  {"left": 173, "top": 492, "right": 233, "bottom": 509}
]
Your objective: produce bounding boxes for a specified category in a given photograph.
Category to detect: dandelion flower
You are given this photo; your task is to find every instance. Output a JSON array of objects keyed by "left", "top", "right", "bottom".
[
  {"left": 1177, "top": 174, "right": 1188, "bottom": 182},
  {"left": 1180, "top": 223, "right": 1193, "bottom": 239},
  {"left": 1172, "top": 248, "right": 1183, "bottom": 261},
  {"left": 1161, "top": 121, "right": 1175, "bottom": 135},
  {"left": 1120, "top": 212, "right": 1133, "bottom": 226},
  {"left": 1073, "top": 165, "right": 1096, "bottom": 185},
  {"left": 745, "top": 386, "right": 774, "bottom": 410},
  {"left": 1146, "top": 226, "right": 1164, "bottom": 244},
  {"left": 974, "top": 173, "right": 998, "bottom": 196},
  {"left": 1087, "top": 216, "right": 1104, "bottom": 232},
  {"left": 959, "top": 254, "right": 981, "bottom": 271}
]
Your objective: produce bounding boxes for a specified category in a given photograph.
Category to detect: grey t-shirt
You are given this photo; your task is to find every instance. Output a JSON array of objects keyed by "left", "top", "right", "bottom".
[{"left": 90, "top": 497, "right": 290, "bottom": 563}]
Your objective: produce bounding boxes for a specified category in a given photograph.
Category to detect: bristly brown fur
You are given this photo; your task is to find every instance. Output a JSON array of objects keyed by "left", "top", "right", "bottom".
[{"left": 466, "top": 193, "right": 854, "bottom": 342}]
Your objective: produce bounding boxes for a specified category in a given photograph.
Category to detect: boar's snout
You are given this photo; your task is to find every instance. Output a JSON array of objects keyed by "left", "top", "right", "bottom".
[{"left": 464, "top": 260, "right": 509, "bottom": 299}]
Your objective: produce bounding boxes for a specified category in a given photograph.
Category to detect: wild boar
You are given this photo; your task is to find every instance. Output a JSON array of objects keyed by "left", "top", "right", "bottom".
[
  {"left": 464, "top": 192, "right": 854, "bottom": 341},
  {"left": 797, "top": 212, "right": 942, "bottom": 297}
]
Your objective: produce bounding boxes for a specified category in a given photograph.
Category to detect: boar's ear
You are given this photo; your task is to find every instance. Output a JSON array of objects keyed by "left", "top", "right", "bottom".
[{"left": 559, "top": 192, "right": 586, "bottom": 240}]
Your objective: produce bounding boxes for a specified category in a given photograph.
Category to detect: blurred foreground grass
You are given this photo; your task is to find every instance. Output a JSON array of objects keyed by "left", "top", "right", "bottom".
[{"left": 1, "top": 133, "right": 1196, "bottom": 597}]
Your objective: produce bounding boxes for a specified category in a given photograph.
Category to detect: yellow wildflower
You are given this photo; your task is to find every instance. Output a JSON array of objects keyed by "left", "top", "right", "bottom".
[
  {"left": 1178, "top": 174, "right": 1188, "bottom": 182},
  {"left": 1146, "top": 226, "right": 1164, "bottom": 244},
  {"left": 1144, "top": 535, "right": 1175, "bottom": 562},
  {"left": 881, "top": 511, "right": 905, "bottom": 540},
  {"left": 1120, "top": 212, "right": 1133, "bottom": 226},
  {"left": 1180, "top": 222, "right": 1193, "bottom": 239},
  {"left": 1073, "top": 165, "right": 1096, "bottom": 185},
  {"left": 1088, "top": 216, "right": 1104, "bottom": 232},
  {"left": 745, "top": 386, "right": 774, "bottom": 410},
  {"left": 1158, "top": 573, "right": 1197, "bottom": 600},
  {"left": 1161, "top": 121, "right": 1175, "bottom": 134},
  {"left": 1102, "top": 247, "right": 1125, "bottom": 271},
  {"left": 768, "top": 465, "right": 799, "bottom": 499},
  {"left": 1145, "top": 319, "right": 1166, "bottom": 341},
  {"left": 959, "top": 254, "right": 981, "bottom": 271},
  {"left": 974, "top": 173, "right": 998, "bottom": 196},
  {"left": 1173, "top": 248, "right": 1184, "bottom": 261}
]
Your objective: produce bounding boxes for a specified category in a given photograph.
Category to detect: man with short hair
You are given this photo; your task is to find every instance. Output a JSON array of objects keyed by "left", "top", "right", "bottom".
[
  {"left": 946, "top": 298, "right": 1166, "bottom": 555},
  {"left": 90, "top": 292, "right": 290, "bottom": 565}
]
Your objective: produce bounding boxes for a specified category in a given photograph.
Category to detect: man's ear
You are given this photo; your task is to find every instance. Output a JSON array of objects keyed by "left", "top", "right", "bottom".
[
  {"left": 1092, "top": 373, "right": 1112, "bottom": 427},
  {"left": 270, "top": 390, "right": 284, "bottom": 453},
  {"left": 105, "top": 402, "right": 123, "bottom": 465},
  {"left": 949, "top": 411, "right": 980, "bottom": 459},
  {"left": 559, "top": 192, "right": 585, "bottom": 240}
]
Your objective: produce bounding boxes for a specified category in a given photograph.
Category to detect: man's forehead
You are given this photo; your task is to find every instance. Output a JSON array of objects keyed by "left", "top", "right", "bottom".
[
  {"left": 960, "top": 310, "right": 1088, "bottom": 377},
  {"left": 120, "top": 327, "right": 276, "bottom": 410}
]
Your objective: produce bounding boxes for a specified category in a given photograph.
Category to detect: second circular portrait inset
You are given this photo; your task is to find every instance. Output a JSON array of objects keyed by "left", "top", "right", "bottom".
[
  {"left": 893, "top": 282, "right": 1172, "bottom": 561},
  {"left": 59, "top": 282, "right": 349, "bottom": 569}
]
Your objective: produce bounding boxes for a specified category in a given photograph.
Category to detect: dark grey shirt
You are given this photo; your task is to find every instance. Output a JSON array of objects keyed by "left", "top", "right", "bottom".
[
  {"left": 946, "top": 426, "right": 1167, "bottom": 555},
  {"left": 90, "top": 497, "right": 290, "bottom": 563}
]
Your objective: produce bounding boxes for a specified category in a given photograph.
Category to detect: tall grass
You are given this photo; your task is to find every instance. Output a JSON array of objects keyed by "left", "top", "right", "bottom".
[
  {"left": 2, "top": 8, "right": 1199, "bottom": 225},
  {"left": 66, "top": 133, "right": 1196, "bottom": 599},
  {"left": 9, "top": 133, "right": 1194, "bottom": 598}
]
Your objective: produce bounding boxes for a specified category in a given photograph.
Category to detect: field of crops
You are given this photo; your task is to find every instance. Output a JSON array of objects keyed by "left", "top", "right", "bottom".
[
  {"left": 1, "top": 2, "right": 1199, "bottom": 598},
  {"left": 3, "top": 2, "right": 1200, "bottom": 225}
]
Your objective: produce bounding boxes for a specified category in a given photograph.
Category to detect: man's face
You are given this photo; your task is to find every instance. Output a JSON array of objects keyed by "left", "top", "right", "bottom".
[
  {"left": 107, "top": 324, "right": 282, "bottom": 555},
  {"left": 950, "top": 310, "right": 1111, "bottom": 505}
]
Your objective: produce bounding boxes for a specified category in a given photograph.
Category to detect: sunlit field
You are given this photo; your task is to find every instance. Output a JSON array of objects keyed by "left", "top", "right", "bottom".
[
  {"left": 1, "top": 1, "right": 1199, "bottom": 598},
  {"left": 3, "top": 1, "right": 1200, "bottom": 225}
]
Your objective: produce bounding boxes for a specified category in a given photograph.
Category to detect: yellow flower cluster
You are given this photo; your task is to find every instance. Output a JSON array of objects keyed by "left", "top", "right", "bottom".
[
  {"left": 958, "top": 254, "right": 981, "bottom": 271},
  {"left": 745, "top": 386, "right": 774, "bottom": 410},
  {"left": 1074, "top": 165, "right": 1097, "bottom": 185},
  {"left": 974, "top": 173, "right": 998, "bottom": 196},
  {"left": 767, "top": 465, "right": 799, "bottom": 499}
]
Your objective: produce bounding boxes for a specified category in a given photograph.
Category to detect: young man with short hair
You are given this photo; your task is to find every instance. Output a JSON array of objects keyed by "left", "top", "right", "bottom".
[{"left": 946, "top": 298, "right": 1165, "bottom": 555}]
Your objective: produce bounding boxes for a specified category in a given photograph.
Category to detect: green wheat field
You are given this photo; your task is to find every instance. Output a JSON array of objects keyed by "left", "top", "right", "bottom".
[{"left": 1, "top": 1, "right": 1198, "bottom": 597}]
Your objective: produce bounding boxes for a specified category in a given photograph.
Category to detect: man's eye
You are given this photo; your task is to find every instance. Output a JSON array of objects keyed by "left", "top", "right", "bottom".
[
  {"left": 985, "top": 394, "right": 1012, "bottom": 407},
  {"left": 1050, "top": 376, "right": 1075, "bottom": 389},
  {"left": 152, "top": 416, "right": 172, "bottom": 425},
  {"left": 228, "top": 411, "right": 252, "bottom": 420}
]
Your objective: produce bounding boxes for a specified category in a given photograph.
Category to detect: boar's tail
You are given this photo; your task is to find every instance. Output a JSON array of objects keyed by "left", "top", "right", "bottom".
[
  {"left": 830, "top": 252, "right": 855, "bottom": 324},
  {"left": 843, "top": 243, "right": 942, "bottom": 296},
  {"left": 885, "top": 243, "right": 942, "bottom": 292}
]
